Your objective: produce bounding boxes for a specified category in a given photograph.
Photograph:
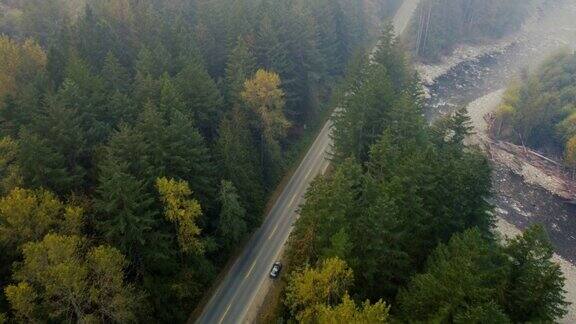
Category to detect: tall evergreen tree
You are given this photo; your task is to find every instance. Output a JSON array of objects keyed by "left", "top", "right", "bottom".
[
  {"left": 217, "top": 180, "right": 248, "bottom": 250},
  {"left": 503, "top": 225, "right": 569, "bottom": 322},
  {"left": 175, "top": 58, "right": 224, "bottom": 140},
  {"left": 224, "top": 38, "right": 257, "bottom": 107},
  {"left": 94, "top": 157, "right": 157, "bottom": 268},
  {"left": 216, "top": 107, "right": 265, "bottom": 218}
]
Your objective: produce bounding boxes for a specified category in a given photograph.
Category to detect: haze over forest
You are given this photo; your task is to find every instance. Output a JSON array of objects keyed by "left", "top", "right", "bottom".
[{"left": 0, "top": 0, "right": 574, "bottom": 323}]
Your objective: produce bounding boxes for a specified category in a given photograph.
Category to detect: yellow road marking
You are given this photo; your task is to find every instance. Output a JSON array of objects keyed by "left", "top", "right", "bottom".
[
  {"left": 245, "top": 261, "right": 257, "bottom": 279},
  {"left": 218, "top": 303, "right": 232, "bottom": 324},
  {"left": 305, "top": 167, "right": 314, "bottom": 180},
  {"left": 268, "top": 223, "right": 280, "bottom": 240},
  {"left": 289, "top": 195, "right": 296, "bottom": 207}
]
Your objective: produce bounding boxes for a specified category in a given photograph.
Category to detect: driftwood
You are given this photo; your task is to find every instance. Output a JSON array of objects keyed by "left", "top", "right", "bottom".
[{"left": 479, "top": 114, "right": 576, "bottom": 202}]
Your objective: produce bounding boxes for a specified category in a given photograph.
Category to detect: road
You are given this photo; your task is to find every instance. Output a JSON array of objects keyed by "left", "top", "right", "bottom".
[{"left": 194, "top": 1, "right": 420, "bottom": 323}]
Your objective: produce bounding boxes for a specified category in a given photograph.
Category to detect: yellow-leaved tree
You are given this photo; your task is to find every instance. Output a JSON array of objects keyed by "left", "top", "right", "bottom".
[
  {"left": 315, "top": 293, "right": 389, "bottom": 323},
  {"left": 495, "top": 79, "right": 520, "bottom": 137},
  {"left": 565, "top": 135, "right": 576, "bottom": 169},
  {"left": 241, "top": 69, "right": 290, "bottom": 164},
  {"left": 0, "top": 187, "right": 83, "bottom": 252},
  {"left": 156, "top": 177, "right": 204, "bottom": 254},
  {"left": 285, "top": 257, "right": 354, "bottom": 321},
  {"left": 0, "top": 36, "right": 46, "bottom": 101},
  {"left": 5, "top": 234, "right": 138, "bottom": 323},
  {"left": 285, "top": 257, "right": 389, "bottom": 323}
]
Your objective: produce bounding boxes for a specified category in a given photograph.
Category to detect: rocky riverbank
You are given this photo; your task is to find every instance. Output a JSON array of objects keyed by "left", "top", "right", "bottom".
[{"left": 417, "top": 0, "right": 576, "bottom": 320}]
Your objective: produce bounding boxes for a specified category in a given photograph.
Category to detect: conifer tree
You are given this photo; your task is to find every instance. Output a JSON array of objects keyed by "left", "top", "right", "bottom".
[
  {"left": 216, "top": 107, "right": 265, "bottom": 217},
  {"left": 224, "top": 38, "right": 257, "bottom": 106},
  {"left": 397, "top": 229, "right": 510, "bottom": 322},
  {"left": 175, "top": 58, "right": 224, "bottom": 139},
  {"left": 503, "top": 225, "right": 569, "bottom": 322},
  {"left": 102, "top": 52, "right": 131, "bottom": 94},
  {"left": 217, "top": 180, "right": 248, "bottom": 249},
  {"left": 94, "top": 157, "right": 157, "bottom": 263},
  {"left": 17, "top": 130, "right": 73, "bottom": 195}
]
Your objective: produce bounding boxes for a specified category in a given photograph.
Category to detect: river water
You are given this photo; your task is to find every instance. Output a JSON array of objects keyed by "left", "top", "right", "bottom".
[{"left": 421, "top": 1, "right": 576, "bottom": 319}]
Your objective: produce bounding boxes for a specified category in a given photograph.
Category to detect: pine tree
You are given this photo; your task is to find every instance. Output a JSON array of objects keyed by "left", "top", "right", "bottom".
[
  {"left": 217, "top": 180, "right": 248, "bottom": 250},
  {"left": 397, "top": 229, "right": 510, "bottom": 323},
  {"left": 17, "top": 130, "right": 73, "bottom": 195},
  {"left": 135, "top": 104, "right": 215, "bottom": 205},
  {"left": 102, "top": 51, "right": 131, "bottom": 94},
  {"left": 310, "top": 0, "right": 347, "bottom": 76},
  {"left": 175, "top": 57, "right": 224, "bottom": 140},
  {"left": 60, "top": 56, "right": 111, "bottom": 144},
  {"left": 255, "top": 13, "right": 298, "bottom": 113},
  {"left": 224, "top": 37, "right": 257, "bottom": 107},
  {"left": 93, "top": 156, "right": 157, "bottom": 264},
  {"left": 331, "top": 64, "right": 396, "bottom": 162},
  {"left": 0, "top": 137, "right": 22, "bottom": 194},
  {"left": 290, "top": 159, "right": 363, "bottom": 267},
  {"left": 503, "top": 225, "right": 569, "bottom": 322},
  {"left": 372, "top": 23, "right": 412, "bottom": 93},
  {"left": 31, "top": 98, "right": 87, "bottom": 192},
  {"left": 158, "top": 73, "right": 186, "bottom": 117}
]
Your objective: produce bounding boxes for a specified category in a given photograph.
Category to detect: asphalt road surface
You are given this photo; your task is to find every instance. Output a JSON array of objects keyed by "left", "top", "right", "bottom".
[
  {"left": 194, "top": 1, "right": 419, "bottom": 323},
  {"left": 195, "top": 120, "right": 332, "bottom": 324}
]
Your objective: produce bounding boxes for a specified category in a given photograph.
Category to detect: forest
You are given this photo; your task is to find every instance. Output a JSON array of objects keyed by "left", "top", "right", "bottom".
[
  {"left": 0, "top": 0, "right": 402, "bottom": 322},
  {"left": 277, "top": 26, "right": 569, "bottom": 323},
  {"left": 406, "top": 0, "right": 539, "bottom": 61},
  {"left": 495, "top": 50, "right": 576, "bottom": 166}
]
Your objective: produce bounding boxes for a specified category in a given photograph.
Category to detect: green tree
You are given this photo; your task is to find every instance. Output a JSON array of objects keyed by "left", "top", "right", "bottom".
[
  {"left": 503, "top": 225, "right": 569, "bottom": 322},
  {"left": 94, "top": 156, "right": 156, "bottom": 263},
  {"left": 159, "top": 73, "right": 186, "bottom": 117},
  {"left": 102, "top": 51, "right": 131, "bottom": 94},
  {"left": 17, "top": 129, "right": 74, "bottom": 195},
  {"left": 331, "top": 64, "right": 396, "bottom": 162},
  {"left": 397, "top": 229, "right": 510, "bottom": 323},
  {"left": 31, "top": 95, "right": 88, "bottom": 192},
  {"left": 175, "top": 58, "right": 224, "bottom": 139},
  {"left": 216, "top": 107, "right": 265, "bottom": 218},
  {"left": 0, "top": 137, "right": 22, "bottom": 194},
  {"left": 136, "top": 105, "right": 215, "bottom": 204},
  {"left": 288, "top": 159, "right": 363, "bottom": 268},
  {"left": 372, "top": 23, "right": 412, "bottom": 93},
  {"left": 60, "top": 55, "right": 112, "bottom": 145},
  {"left": 217, "top": 180, "right": 248, "bottom": 249},
  {"left": 224, "top": 37, "right": 257, "bottom": 106}
]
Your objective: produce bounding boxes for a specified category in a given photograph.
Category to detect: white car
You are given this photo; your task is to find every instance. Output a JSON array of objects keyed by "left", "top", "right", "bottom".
[{"left": 269, "top": 262, "right": 282, "bottom": 279}]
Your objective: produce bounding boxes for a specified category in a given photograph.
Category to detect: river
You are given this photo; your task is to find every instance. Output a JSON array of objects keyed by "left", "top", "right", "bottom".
[{"left": 421, "top": 0, "right": 576, "bottom": 321}]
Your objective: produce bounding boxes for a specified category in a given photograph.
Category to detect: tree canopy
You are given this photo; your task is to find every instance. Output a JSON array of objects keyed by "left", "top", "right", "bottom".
[{"left": 0, "top": 0, "right": 398, "bottom": 321}]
